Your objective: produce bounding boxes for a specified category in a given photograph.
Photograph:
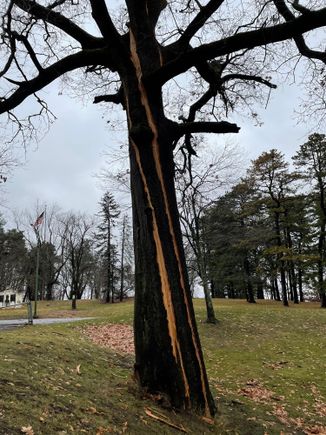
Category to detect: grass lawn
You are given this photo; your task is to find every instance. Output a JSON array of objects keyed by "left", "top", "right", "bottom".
[{"left": 0, "top": 299, "right": 325, "bottom": 434}]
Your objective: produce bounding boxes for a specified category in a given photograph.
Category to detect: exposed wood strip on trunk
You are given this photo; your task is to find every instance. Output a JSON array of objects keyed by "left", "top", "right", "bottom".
[
  {"left": 129, "top": 137, "right": 190, "bottom": 402},
  {"left": 129, "top": 30, "right": 210, "bottom": 415}
]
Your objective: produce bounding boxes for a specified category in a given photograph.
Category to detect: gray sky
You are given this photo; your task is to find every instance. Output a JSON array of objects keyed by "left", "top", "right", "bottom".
[
  {"left": 1, "top": 87, "right": 128, "bottom": 225},
  {"left": 0, "top": 78, "right": 319, "bottom": 228}
]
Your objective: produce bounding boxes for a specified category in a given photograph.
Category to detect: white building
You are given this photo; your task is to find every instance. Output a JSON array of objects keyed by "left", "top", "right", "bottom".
[{"left": 0, "top": 289, "right": 24, "bottom": 307}]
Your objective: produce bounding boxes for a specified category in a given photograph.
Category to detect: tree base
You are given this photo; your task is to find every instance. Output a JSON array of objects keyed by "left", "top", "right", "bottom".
[{"left": 205, "top": 318, "right": 219, "bottom": 324}]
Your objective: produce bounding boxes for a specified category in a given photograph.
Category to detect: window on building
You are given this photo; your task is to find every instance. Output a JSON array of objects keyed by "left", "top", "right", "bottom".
[
  {"left": 10, "top": 294, "right": 16, "bottom": 303},
  {"left": 0, "top": 295, "right": 4, "bottom": 304}
]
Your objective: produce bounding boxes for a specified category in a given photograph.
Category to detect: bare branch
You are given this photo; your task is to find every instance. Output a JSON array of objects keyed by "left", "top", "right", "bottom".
[
  {"left": 153, "top": 6, "right": 326, "bottom": 85},
  {"left": 178, "top": 0, "right": 225, "bottom": 47},
  {"left": 221, "top": 74, "right": 277, "bottom": 88},
  {"left": 273, "top": 0, "right": 326, "bottom": 63},
  {"left": 89, "top": 0, "right": 122, "bottom": 41},
  {"left": 11, "top": 31, "right": 43, "bottom": 72},
  {"left": 0, "top": 48, "right": 108, "bottom": 114},
  {"left": 126, "top": 0, "right": 167, "bottom": 29},
  {"left": 93, "top": 88, "right": 124, "bottom": 106},
  {"left": 292, "top": 0, "right": 310, "bottom": 15},
  {"left": 174, "top": 121, "right": 240, "bottom": 140},
  {"left": 13, "top": 0, "right": 102, "bottom": 49}
]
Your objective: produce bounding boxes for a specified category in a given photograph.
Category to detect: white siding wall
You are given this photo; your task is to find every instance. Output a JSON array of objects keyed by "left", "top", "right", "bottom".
[{"left": 0, "top": 289, "right": 24, "bottom": 306}]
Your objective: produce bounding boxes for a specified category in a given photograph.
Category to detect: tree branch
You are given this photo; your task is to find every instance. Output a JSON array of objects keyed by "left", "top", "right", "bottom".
[
  {"left": 12, "top": 31, "right": 43, "bottom": 72},
  {"left": 272, "top": 0, "right": 326, "bottom": 63},
  {"left": 221, "top": 74, "right": 277, "bottom": 88},
  {"left": 0, "top": 49, "right": 107, "bottom": 114},
  {"left": 153, "top": 6, "right": 326, "bottom": 85},
  {"left": 178, "top": 0, "right": 225, "bottom": 47},
  {"left": 126, "top": 0, "right": 167, "bottom": 30},
  {"left": 89, "top": 0, "right": 121, "bottom": 41},
  {"left": 174, "top": 121, "right": 240, "bottom": 140},
  {"left": 13, "top": 0, "right": 103, "bottom": 49},
  {"left": 188, "top": 87, "right": 217, "bottom": 122},
  {"left": 93, "top": 88, "right": 124, "bottom": 106}
]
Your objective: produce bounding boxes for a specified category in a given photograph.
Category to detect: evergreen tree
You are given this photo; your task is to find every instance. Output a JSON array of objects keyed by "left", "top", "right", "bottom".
[
  {"left": 96, "top": 192, "right": 120, "bottom": 303},
  {"left": 0, "top": 222, "right": 27, "bottom": 294},
  {"left": 293, "top": 133, "right": 326, "bottom": 307},
  {"left": 247, "top": 150, "right": 297, "bottom": 306},
  {"left": 204, "top": 178, "right": 269, "bottom": 302}
]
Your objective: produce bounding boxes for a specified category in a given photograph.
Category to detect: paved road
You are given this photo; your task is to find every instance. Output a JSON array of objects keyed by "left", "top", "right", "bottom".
[{"left": 0, "top": 317, "right": 94, "bottom": 330}]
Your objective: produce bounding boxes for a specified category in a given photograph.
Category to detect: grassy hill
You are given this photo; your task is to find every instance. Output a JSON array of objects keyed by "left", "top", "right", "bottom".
[{"left": 0, "top": 299, "right": 325, "bottom": 434}]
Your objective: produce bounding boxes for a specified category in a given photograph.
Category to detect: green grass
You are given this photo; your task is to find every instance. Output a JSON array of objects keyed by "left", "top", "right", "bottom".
[
  {"left": 0, "top": 299, "right": 325, "bottom": 434},
  {"left": 0, "top": 299, "right": 132, "bottom": 321}
]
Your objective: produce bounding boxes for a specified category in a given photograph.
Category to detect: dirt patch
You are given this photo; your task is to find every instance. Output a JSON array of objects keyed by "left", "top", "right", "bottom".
[{"left": 82, "top": 324, "right": 134, "bottom": 355}]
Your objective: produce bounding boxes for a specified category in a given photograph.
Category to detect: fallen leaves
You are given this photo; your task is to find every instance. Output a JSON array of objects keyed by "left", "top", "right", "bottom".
[
  {"left": 238, "top": 379, "right": 326, "bottom": 434},
  {"left": 95, "top": 421, "right": 128, "bottom": 434},
  {"left": 263, "top": 360, "right": 289, "bottom": 370},
  {"left": 311, "top": 385, "right": 326, "bottom": 417},
  {"left": 21, "top": 426, "right": 34, "bottom": 435},
  {"left": 85, "top": 406, "right": 103, "bottom": 415},
  {"left": 239, "top": 379, "right": 282, "bottom": 403},
  {"left": 82, "top": 324, "right": 134, "bottom": 355},
  {"left": 304, "top": 424, "right": 326, "bottom": 434}
]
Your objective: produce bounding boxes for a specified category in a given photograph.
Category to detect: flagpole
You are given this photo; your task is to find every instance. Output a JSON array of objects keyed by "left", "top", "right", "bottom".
[
  {"left": 34, "top": 230, "right": 40, "bottom": 319},
  {"left": 31, "top": 211, "right": 45, "bottom": 319},
  {"left": 43, "top": 205, "right": 47, "bottom": 243}
]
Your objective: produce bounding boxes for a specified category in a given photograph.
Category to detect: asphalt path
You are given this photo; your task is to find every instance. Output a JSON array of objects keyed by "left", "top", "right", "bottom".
[{"left": 0, "top": 317, "right": 94, "bottom": 330}]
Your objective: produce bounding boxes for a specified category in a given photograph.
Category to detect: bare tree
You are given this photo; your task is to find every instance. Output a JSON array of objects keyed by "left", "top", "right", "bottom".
[
  {"left": 14, "top": 203, "right": 68, "bottom": 300},
  {"left": 118, "top": 213, "right": 134, "bottom": 301},
  {"left": 0, "top": 143, "right": 18, "bottom": 204},
  {"left": 59, "top": 212, "right": 95, "bottom": 309},
  {"left": 0, "top": 0, "right": 325, "bottom": 415},
  {"left": 176, "top": 143, "right": 242, "bottom": 323}
]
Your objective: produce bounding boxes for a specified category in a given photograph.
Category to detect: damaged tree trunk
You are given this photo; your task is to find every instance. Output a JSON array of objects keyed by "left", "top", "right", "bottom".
[
  {"left": 124, "top": 23, "right": 215, "bottom": 416},
  {"left": 130, "top": 133, "right": 215, "bottom": 414}
]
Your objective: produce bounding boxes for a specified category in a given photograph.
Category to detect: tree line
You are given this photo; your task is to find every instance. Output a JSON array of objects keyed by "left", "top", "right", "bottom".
[
  {"left": 178, "top": 133, "right": 326, "bottom": 314},
  {"left": 0, "top": 192, "right": 134, "bottom": 306},
  {"left": 4, "top": 132, "right": 326, "bottom": 315}
]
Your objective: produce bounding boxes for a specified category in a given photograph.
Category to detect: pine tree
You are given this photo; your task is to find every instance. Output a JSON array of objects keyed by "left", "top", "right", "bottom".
[
  {"left": 96, "top": 192, "right": 121, "bottom": 303},
  {"left": 293, "top": 133, "right": 326, "bottom": 307}
]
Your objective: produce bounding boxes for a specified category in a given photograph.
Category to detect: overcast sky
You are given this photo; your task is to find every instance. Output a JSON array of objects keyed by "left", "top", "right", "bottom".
[{"left": 0, "top": 76, "right": 319, "bottom": 229}]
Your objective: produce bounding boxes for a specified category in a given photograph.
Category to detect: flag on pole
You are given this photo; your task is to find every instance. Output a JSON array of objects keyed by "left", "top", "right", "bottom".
[{"left": 32, "top": 211, "right": 45, "bottom": 228}]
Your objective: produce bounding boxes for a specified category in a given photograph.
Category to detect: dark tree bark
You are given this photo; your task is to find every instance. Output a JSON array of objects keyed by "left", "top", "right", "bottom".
[
  {"left": 128, "top": 93, "right": 215, "bottom": 415},
  {"left": 256, "top": 279, "right": 265, "bottom": 300},
  {"left": 243, "top": 256, "right": 256, "bottom": 303},
  {"left": 317, "top": 221, "right": 326, "bottom": 307},
  {"left": 274, "top": 214, "right": 289, "bottom": 306},
  {"left": 130, "top": 129, "right": 216, "bottom": 413},
  {"left": 297, "top": 266, "right": 305, "bottom": 302},
  {"left": 293, "top": 135, "right": 326, "bottom": 307},
  {"left": 119, "top": 216, "right": 126, "bottom": 302},
  {"left": 284, "top": 221, "right": 299, "bottom": 304},
  {"left": 46, "top": 282, "right": 54, "bottom": 301},
  {"left": 274, "top": 278, "right": 281, "bottom": 301},
  {"left": 211, "top": 280, "right": 225, "bottom": 298}
]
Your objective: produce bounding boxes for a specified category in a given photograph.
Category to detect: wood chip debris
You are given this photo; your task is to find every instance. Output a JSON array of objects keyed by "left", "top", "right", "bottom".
[{"left": 144, "top": 407, "right": 188, "bottom": 433}]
